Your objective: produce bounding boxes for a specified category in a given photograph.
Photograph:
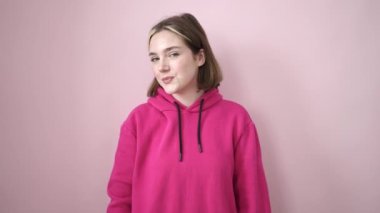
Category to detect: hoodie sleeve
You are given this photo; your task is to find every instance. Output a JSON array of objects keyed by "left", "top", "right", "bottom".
[
  {"left": 106, "top": 120, "right": 137, "bottom": 213},
  {"left": 233, "top": 121, "right": 271, "bottom": 213}
]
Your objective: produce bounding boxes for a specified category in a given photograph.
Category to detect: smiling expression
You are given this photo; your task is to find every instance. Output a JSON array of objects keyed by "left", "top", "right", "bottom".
[{"left": 148, "top": 30, "right": 205, "bottom": 97}]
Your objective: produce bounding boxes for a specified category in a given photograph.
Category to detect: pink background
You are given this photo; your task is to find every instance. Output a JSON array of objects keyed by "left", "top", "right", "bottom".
[{"left": 1, "top": 0, "right": 379, "bottom": 212}]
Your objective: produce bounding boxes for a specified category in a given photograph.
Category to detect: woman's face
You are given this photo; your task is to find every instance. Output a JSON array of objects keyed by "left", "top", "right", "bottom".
[{"left": 149, "top": 30, "right": 205, "bottom": 96}]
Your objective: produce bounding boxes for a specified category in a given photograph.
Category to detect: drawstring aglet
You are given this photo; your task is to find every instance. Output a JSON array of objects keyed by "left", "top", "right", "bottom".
[{"left": 198, "top": 144, "right": 203, "bottom": 153}]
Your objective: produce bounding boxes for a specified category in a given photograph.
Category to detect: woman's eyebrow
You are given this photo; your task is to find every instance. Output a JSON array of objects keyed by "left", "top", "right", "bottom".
[
  {"left": 149, "top": 46, "right": 181, "bottom": 56},
  {"left": 164, "top": 46, "right": 181, "bottom": 52}
]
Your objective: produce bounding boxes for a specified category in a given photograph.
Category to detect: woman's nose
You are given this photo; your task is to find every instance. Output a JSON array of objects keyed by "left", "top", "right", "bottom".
[{"left": 158, "top": 59, "right": 169, "bottom": 72}]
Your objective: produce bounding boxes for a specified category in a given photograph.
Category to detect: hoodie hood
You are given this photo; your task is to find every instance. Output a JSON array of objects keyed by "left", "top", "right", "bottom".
[{"left": 148, "top": 87, "right": 223, "bottom": 162}]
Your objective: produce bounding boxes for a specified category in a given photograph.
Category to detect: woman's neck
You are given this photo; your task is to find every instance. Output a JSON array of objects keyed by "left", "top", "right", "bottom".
[{"left": 172, "top": 89, "right": 204, "bottom": 107}]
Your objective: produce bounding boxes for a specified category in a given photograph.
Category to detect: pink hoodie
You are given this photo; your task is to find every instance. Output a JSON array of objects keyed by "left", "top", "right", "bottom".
[{"left": 107, "top": 87, "right": 271, "bottom": 213}]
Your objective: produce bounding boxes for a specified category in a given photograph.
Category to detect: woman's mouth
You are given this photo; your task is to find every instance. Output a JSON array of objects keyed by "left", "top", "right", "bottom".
[{"left": 162, "top": 76, "right": 174, "bottom": 84}]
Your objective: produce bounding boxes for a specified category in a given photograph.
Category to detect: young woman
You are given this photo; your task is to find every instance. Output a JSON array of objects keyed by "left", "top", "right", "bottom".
[{"left": 107, "top": 13, "right": 271, "bottom": 213}]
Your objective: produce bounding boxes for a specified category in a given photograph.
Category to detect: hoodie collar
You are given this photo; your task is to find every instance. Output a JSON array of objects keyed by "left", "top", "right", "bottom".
[{"left": 148, "top": 87, "right": 222, "bottom": 112}]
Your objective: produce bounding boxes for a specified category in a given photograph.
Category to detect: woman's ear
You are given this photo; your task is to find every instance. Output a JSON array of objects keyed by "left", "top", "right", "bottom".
[{"left": 197, "top": 49, "right": 206, "bottom": 67}]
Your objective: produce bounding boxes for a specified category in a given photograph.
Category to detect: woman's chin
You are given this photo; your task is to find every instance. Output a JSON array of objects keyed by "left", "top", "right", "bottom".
[{"left": 161, "top": 86, "right": 177, "bottom": 95}]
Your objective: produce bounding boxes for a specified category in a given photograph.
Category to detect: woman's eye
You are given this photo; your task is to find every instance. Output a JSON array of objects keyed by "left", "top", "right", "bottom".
[
  {"left": 150, "top": 57, "right": 159, "bottom": 62},
  {"left": 169, "top": 52, "right": 179, "bottom": 57}
]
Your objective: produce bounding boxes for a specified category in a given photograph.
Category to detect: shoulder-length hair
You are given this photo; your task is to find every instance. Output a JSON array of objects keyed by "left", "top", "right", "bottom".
[{"left": 147, "top": 13, "right": 223, "bottom": 97}]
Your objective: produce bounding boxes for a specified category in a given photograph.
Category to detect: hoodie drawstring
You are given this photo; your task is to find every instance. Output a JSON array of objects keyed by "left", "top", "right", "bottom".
[
  {"left": 174, "top": 102, "right": 183, "bottom": 161},
  {"left": 197, "top": 99, "right": 204, "bottom": 153},
  {"left": 174, "top": 98, "right": 205, "bottom": 162}
]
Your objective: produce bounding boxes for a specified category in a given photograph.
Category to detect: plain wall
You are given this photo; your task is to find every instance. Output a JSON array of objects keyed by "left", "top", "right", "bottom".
[{"left": 1, "top": 0, "right": 379, "bottom": 212}]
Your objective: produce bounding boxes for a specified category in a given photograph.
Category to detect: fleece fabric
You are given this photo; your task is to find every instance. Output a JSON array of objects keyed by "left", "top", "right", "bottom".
[{"left": 107, "top": 87, "right": 271, "bottom": 213}]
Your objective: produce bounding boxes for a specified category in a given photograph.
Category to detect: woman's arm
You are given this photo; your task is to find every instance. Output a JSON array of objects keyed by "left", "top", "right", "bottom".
[
  {"left": 107, "top": 121, "right": 137, "bottom": 213},
  {"left": 233, "top": 121, "right": 271, "bottom": 213}
]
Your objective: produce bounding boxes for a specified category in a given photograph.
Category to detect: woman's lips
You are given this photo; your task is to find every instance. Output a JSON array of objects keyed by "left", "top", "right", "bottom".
[{"left": 162, "top": 76, "right": 174, "bottom": 84}]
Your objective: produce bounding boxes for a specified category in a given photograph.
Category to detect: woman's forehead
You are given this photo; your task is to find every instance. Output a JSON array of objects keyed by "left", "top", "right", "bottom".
[{"left": 149, "top": 30, "right": 187, "bottom": 53}]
